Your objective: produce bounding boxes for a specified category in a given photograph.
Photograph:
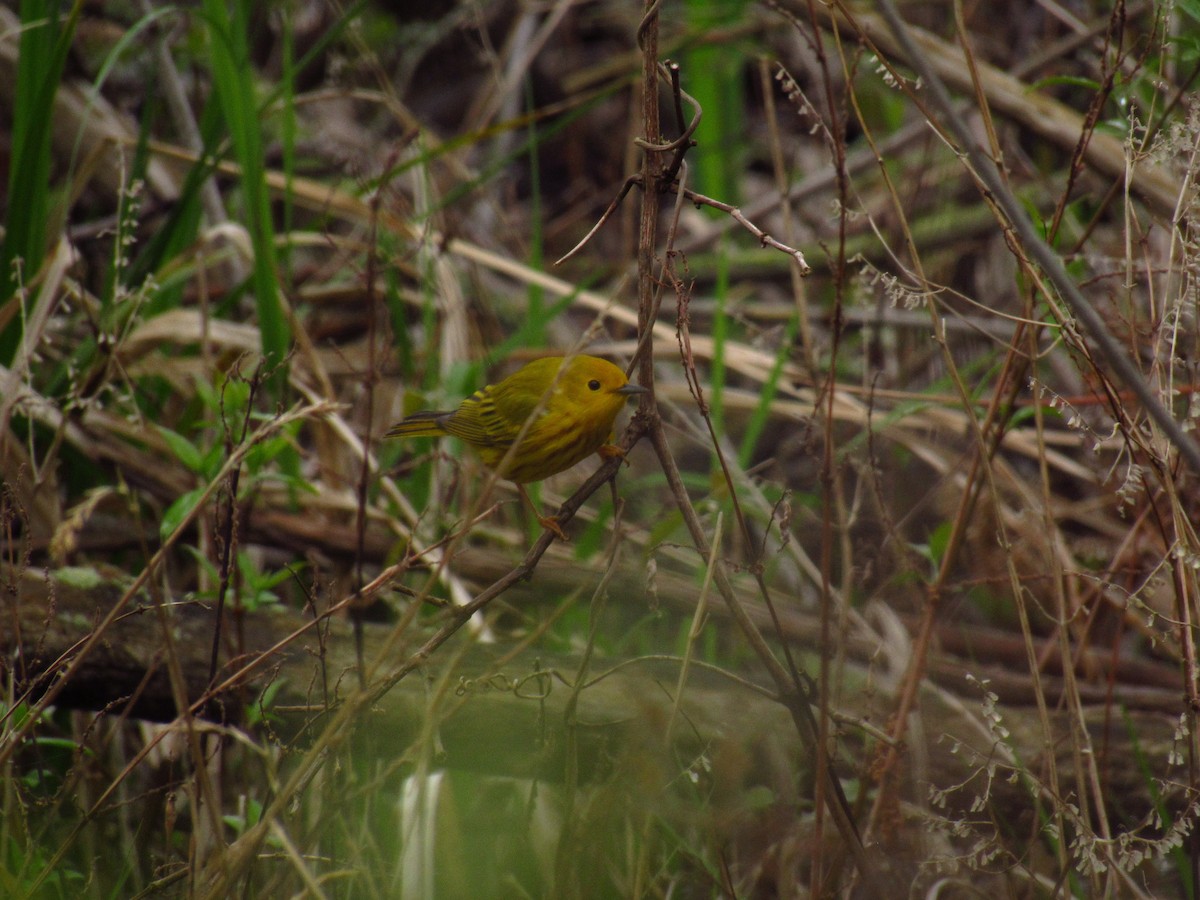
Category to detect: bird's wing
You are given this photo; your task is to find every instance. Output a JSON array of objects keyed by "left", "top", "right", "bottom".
[
  {"left": 440, "top": 389, "right": 523, "bottom": 448},
  {"left": 490, "top": 381, "right": 545, "bottom": 430}
]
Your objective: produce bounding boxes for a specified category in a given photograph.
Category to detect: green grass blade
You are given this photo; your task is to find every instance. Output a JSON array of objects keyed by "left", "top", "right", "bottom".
[
  {"left": 201, "top": 0, "right": 289, "bottom": 393},
  {"left": 738, "top": 312, "right": 799, "bottom": 469},
  {"left": 524, "top": 76, "right": 545, "bottom": 347},
  {"left": 0, "top": 0, "right": 81, "bottom": 364}
]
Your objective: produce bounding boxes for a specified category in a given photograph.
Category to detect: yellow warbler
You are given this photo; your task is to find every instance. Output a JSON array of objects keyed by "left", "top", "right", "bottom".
[{"left": 387, "top": 355, "right": 645, "bottom": 538}]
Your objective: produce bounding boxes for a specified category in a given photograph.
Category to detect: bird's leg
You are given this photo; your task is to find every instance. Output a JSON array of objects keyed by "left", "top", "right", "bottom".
[{"left": 517, "top": 484, "right": 568, "bottom": 541}]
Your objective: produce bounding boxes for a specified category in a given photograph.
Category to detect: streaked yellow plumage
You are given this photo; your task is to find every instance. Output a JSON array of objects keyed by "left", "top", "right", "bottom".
[{"left": 387, "top": 355, "right": 645, "bottom": 538}]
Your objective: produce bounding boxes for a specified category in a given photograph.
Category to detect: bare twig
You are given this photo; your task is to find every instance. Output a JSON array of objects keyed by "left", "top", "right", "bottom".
[
  {"left": 680, "top": 186, "right": 812, "bottom": 274},
  {"left": 554, "top": 175, "right": 640, "bottom": 265}
]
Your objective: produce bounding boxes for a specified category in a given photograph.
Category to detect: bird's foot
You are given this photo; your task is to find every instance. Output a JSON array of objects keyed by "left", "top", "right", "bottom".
[
  {"left": 538, "top": 515, "right": 569, "bottom": 542},
  {"left": 598, "top": 443, "right": 627, "bottom": 463}
]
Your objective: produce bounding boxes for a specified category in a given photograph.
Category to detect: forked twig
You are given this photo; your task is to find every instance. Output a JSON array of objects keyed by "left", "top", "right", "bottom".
[{"left": 555, "top": 54, "right": 811, "bottom": 275}]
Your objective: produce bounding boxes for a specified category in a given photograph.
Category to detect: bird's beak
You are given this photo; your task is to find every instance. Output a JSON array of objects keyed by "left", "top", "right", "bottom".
[{"left": 616, "top": 383, "right": 648, "bottom": 396}]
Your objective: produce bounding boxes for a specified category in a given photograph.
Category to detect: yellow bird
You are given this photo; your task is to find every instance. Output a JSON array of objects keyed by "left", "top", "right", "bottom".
[{"left": 387, "top": 355, "right": 646, "bottom": 539}]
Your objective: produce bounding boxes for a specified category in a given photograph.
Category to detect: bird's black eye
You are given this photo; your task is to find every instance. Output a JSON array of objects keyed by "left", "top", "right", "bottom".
[{"left": 588, "top": 379, "right": 601, "bottom": 391}]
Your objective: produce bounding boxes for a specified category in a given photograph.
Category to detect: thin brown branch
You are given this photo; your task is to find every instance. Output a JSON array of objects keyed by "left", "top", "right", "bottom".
[
  {"left": 554, "top": 175, "right": 640, "bottom": 266},
  {"left": 680, "top": 186, "right": 812, "bottom": 274}
]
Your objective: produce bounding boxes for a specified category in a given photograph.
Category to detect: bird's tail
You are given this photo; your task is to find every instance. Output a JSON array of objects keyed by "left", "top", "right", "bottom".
[{"left": 386, "top": 411, "right": 449, "bottom": 439}]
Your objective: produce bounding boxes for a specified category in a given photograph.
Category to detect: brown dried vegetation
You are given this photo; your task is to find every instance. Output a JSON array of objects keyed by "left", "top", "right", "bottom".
[{"left": 1, "top": 1, "right": 1199, "bottom": 897}]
